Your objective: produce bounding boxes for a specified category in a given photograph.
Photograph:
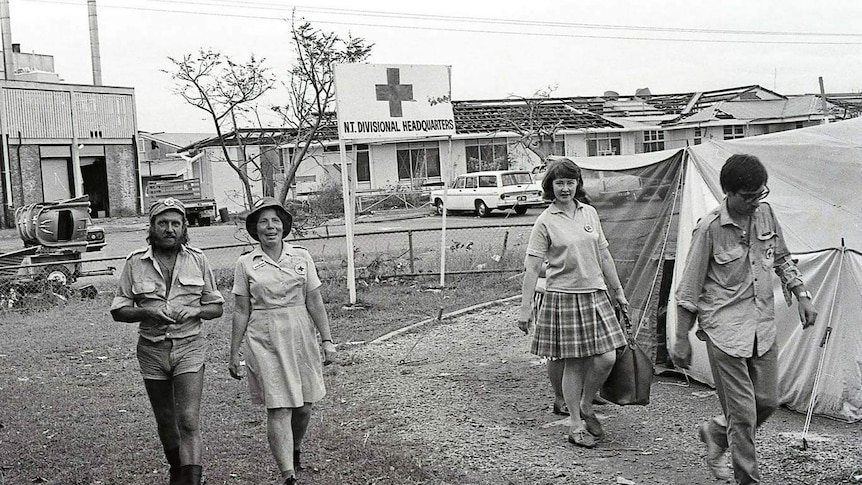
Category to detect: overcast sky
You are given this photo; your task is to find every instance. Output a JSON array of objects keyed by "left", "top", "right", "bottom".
[{"left": 9, "top": 0, "right": 862, "bottom": 133}]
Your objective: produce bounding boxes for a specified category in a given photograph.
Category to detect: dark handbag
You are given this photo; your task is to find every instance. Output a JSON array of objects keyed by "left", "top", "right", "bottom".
[{"left": 600, "top": 311, "right": 653, "bottom": 405}]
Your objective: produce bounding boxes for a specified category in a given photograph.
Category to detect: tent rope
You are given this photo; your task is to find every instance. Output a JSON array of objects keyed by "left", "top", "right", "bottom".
[
  {"left": 801, "top": 240, "right": 844, "bottom": 445},
  {"left": 634, "top": 150, "right": 686, "bottom": 341}
]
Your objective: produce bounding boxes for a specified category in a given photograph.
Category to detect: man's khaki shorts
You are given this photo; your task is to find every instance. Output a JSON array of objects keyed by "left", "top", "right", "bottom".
[{"left": 136, "top": 335, "right": 206, "bottom": 380}]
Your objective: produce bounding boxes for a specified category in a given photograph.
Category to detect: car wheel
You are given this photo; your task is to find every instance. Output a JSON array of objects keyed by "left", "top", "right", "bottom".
[
  {"left": 435, "top": 199, "right": 445, "bottom": 216},
  {"left": 514, "top": 206, "right": 528, "bottom": 215},
  {"left": 475, "top": 200, "right": 491, "bottom": 217},
  {"left": 43, "top": 264, "right": 74, "bottom": 290}
]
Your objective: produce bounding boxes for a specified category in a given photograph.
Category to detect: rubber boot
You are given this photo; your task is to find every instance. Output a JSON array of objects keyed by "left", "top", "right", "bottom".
[
  {"left": 164, "top": 447, "right": 182, "bottom": 485},
  {"left": 181, "top": 465, "right": 203, "bottom": 485}
]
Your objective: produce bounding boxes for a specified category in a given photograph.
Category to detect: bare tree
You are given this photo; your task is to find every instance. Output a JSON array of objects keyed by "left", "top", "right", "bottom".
[
  {"left": 273, "top": 20, "right": 373, "bottom": 203},
  {"left": 502, "top": 86, "right": 564, "bottom": 163},
  {"left": 165, "top": 49, "right": 275, "bottom": 209}
]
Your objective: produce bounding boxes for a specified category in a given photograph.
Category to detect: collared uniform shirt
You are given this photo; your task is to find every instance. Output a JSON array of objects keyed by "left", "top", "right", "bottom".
[
  {"left": 232, "top": 244, "right": 321, "bottom": 309},
  {"left": 675, "top": 200, "right": 796, "bottom": 358},
  {"left": 526, "top": 201, "right": 609, "bottom": 293},
  {"left": 111, "top": 245, "right": 224, "bottom": 342}
]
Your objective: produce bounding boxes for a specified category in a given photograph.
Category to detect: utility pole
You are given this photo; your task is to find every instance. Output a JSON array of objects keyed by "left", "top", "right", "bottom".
[{"left": 818, "top": 77, "right": 829, "bottom": 124}]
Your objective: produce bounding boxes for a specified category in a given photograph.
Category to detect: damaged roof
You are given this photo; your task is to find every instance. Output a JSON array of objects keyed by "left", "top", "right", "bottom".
[{"left": 452, "top": 99, "right": 622, "bottom": 134}]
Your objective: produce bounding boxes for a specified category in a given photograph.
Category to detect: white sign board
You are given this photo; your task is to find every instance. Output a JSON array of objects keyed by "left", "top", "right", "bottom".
[{"left": 334, "top": 63, "right": 455, "bottom": 141}]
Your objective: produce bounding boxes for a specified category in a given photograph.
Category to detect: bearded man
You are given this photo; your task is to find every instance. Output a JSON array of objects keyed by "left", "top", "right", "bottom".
[{"left": 111, "top": 198, "right": 224, "bottom": 485}]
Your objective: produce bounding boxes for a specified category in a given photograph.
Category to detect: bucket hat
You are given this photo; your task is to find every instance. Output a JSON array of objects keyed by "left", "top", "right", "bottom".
[{"left": 246, "top": 197, "right": 293, "bottom": 241}]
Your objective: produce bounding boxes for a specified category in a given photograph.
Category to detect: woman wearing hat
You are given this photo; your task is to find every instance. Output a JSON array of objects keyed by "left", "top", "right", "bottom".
[{"left": 228, "top": 197, "right": 336, "bottom": 485}]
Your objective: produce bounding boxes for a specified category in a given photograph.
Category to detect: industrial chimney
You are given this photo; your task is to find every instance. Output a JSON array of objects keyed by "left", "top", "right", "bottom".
[
  {"left": 88, "top": 0, "right": 102, "bottom": 85},
  {"left": 0, "top": 0, "right": 12, "bottom": 80}
]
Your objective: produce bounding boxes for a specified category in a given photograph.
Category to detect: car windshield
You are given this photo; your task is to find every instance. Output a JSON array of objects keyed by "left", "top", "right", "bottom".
[{"left": 501, "top": 172, "right": 532, "bottom": 186}]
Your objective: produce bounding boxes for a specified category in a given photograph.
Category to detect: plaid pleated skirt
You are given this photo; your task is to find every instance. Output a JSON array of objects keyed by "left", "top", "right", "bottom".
[{"left": 530, "top": 290, "right": 626, "bottom": 359}]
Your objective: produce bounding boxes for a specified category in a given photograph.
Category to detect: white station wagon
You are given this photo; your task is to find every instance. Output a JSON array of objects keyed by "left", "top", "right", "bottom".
[{"left": 430, "top": 170, "right": 545, "bottom": 217}]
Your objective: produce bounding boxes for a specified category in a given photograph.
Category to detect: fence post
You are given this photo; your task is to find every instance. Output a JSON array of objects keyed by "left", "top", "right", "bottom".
[
  {"left": 408, "top": 230, "right": 415, "bottom": 274},
  {"left": 499, "top": 230, "right": 509, "bottom": 266}
]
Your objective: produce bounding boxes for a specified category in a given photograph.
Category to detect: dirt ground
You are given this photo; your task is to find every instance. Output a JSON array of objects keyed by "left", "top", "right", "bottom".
[
  {"left": 1, "top": 294, "right": 861, "bottom": 484},
  {"left": 326, "top": 299, "right": 862, "bottom": 485}
]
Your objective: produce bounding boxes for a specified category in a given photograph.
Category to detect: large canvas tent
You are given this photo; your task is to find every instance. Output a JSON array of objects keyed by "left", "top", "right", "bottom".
[{"left": 572, "top": 117, "right": 862, "bottom": 422}]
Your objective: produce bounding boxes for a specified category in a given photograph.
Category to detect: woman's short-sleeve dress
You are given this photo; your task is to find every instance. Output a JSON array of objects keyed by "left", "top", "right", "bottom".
[{"left": 232, "top": 244, "right": 326, "bottom": 408}]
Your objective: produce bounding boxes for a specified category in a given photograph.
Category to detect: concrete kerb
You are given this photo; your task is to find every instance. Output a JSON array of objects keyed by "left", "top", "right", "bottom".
[{"left": 367, "top": 294, "right": 521, "bottom": 345}]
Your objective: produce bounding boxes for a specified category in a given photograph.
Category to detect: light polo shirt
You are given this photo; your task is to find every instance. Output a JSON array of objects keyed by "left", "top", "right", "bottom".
[
  {"left": 111, "top": 245, "right": 224, "bottom": 342},
  {"left": 232, "top": 244, "right": 322, "bottom": 310},
  {"left": 675, "top": 200, "right": 796, "bottom": 358},
  {"left": 526, "top": 201, "right": 609, "bottom": 293}
]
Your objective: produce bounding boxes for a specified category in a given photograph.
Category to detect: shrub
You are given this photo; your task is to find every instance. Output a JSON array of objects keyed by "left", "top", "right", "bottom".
[{"left": 307, "top": 179, "right": 345, "bottom": 217}]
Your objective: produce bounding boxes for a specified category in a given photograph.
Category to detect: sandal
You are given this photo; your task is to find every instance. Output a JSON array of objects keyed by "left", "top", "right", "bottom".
[
  {"left": 567, "top": 429, "right": 598, "bottom": 448},
  {"left": 580, "top": 407, "right": 605, "bottom": 437},
  {"left": 552, "top": 402, "right": 570, "bottom": 416}
]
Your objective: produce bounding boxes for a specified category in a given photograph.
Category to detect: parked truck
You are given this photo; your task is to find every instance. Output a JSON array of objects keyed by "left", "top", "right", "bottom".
[{"left": 144, "top": 178, "right": 217, "bottom": 226}]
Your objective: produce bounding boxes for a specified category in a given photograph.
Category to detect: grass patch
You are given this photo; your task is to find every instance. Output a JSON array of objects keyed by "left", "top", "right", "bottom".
[{"left": 323, "top": 272, "right": 521, "bottom": 343}]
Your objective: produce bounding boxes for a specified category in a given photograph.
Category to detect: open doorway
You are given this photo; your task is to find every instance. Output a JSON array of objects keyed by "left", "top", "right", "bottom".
[{"left": 81, "top": 156, "right": 109, "bottom": 217}]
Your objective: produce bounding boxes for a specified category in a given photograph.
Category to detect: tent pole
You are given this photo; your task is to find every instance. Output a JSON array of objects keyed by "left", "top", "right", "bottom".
[{"left": 800, "top": 238, "right": 843, "bottom": 449}]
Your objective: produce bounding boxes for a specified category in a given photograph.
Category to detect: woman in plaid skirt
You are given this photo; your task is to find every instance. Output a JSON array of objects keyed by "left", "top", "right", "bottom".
[{"left": 518, "top": 158, "right": 628, "bottom": 448}]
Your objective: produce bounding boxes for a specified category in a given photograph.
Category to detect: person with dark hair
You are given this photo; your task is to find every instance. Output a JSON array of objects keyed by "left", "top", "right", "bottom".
[
  {"left": 672, "top": 154, "right": 817, "bottom": 484},
  {"left": 228, "top": 197, "right": 336, "bottom": 485},
  {"left": 111, "top": 197, "right": 225, "bottom": 485},
  {"left": 518, "top": 158, "right": 628, "bottom": 448}
]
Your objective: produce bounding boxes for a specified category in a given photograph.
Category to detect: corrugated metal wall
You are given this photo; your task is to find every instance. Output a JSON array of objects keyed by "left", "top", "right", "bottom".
[
  {"left": 3, "top": 89, "right": 73, "bottom": 138},
  {"left": 73, "top": 92, "right": 135, "bottom": 138},
  {"left": 3, "top": 88, "right": 135, "bottom": 139}
]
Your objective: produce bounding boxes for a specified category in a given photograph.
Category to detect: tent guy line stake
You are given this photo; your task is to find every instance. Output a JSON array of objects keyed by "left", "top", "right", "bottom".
[
  {"left": 801, "top": 326, "right": 831, "bottom": 450},
  {"left": 800, "top": 238, "right": 844, "bottom": 450}
]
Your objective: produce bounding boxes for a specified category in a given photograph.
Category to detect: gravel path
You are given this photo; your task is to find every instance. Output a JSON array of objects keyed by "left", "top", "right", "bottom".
[{"left": 327, "top": 299, "right": 862, "bottom": 484}]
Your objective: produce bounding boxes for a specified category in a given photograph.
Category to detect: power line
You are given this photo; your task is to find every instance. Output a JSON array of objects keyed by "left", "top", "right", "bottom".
[
  {"left": 22, "top": 0, "right": 291, "bottom": 22},
  {"left": 155, "top": 0, "right": 862, "bottom": 38},
  {"left": 20, "top": 0, "right": 862, "bottom": 45}
]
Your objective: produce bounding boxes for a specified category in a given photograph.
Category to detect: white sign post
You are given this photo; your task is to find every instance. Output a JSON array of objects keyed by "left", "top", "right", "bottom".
[{"left": 334, "top": 64, "right": 455, "bottom": 302}]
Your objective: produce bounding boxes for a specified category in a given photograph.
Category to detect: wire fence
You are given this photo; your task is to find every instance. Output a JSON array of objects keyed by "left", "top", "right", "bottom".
[{"left": 0, "top": 222, "right": 535, "bottom": 310}]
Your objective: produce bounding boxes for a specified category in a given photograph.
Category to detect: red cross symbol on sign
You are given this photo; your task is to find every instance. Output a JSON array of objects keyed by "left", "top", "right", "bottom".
[{"left": 375, "top": 68, "right": 414, "bottom": 117}]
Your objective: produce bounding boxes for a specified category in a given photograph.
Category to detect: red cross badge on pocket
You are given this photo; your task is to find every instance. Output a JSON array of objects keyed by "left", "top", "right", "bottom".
[{"left": 584, "top": 224, "right": 594, "bottom": 233}]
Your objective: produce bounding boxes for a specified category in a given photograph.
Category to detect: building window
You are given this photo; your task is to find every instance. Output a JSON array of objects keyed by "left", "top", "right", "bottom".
[
  {"left": 552, "top": 134, "right": 565, "bottom": 156},
  {"left": 295, "top": 175, "right": 316, "bottom": 184},
  {"left": 396, "top": 142, "right": 440, "bottom": 183},
  {"left": 723, "top": 125, "right": 745, "bottom": 140},
  {"left": 323, "top": 144, "right": 351, "bottom": 152},
  {"left": 796, "top": 121, "right": 805, "bottom": 129},
  {"left": 587, "top": 132, "right": 621, "bottom": 156},
  {"left": 693, "top": 127, "right": 703, "bottom": 145},
  {"left": 279, "top": 147, "right": 296, "bottom": 171},
  {"left": 355, "top": 144, "right": 370, "bottom": 183},
  {"left": 465, "top": 138, "right": 509, "bottom": 172},
  {"left": 642, "top": 130, "right": 665, "bottom": 152}
]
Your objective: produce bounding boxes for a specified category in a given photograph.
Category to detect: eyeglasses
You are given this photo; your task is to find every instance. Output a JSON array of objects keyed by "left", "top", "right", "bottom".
[{"left": 738, "top": 185, "right": 769, "bottom": 203}]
